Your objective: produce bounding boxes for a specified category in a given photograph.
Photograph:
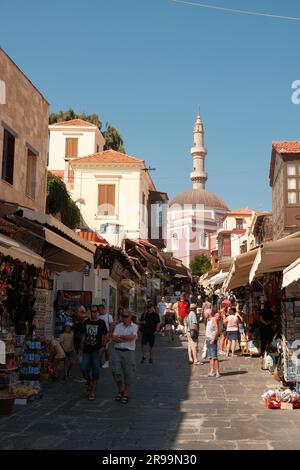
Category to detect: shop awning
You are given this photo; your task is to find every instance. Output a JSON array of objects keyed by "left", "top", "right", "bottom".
[
  {"left": 223, "top": 249, "right": 258, "bottom": 290},
  {"left": 209, "top": 271, "right": 228, "bottom": 287},
  {"left": 249, "top": 231, "right": 300, "bottom": 284},
  {"left": 44, "top": 228, "right": 94, "bottom": 270},
  {"left": 282, "top": 258, "right": 300, "bottom": 288},
  {"left": 0, "top": 233, "right": 45, "bottom": 269}
]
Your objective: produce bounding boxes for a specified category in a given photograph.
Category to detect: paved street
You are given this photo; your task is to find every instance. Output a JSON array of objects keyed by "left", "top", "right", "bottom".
[{"left": 1, "top": 327, "right": 300, "bottom": 450}]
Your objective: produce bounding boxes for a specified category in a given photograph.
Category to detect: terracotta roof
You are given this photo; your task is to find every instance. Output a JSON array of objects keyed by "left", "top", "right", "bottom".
[
  {"left": 77, "top": 231, "right": 109, "bottom": 245},
  {"left": 71, "top": 149, "right": 144, "bottom": 165},
  {"left": 272, "top": 141, "right": 300, "bottom": 154},
  {"left": 169, "top": 188, "right": 228, "bottom": 211},
  {"left": 50, "top": 119, "right": 97, "bottom": 128},
  {"left": 226, "top": 208, "right": 253, "bottom": 216},
  {"left": 49, "top": 170, "right": 64, "bottom": 179}
]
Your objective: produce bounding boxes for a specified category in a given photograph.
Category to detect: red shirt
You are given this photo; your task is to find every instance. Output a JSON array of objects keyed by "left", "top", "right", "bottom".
[{"left": 178, "top": 300, "right": 190, "bottom": 318}]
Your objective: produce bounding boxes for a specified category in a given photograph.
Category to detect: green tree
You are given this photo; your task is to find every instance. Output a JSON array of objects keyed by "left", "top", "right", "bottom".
[
  {"left": 46, "top": 172, "right": 80, "bottom": 229},
  {"left": 103, "top": 124, "right": 125, "bottom": 153},
  {"left": 190, "top": 255, "right": 211, "bottom": 277},
  {"left": 49, "top": 109, "right": 125, "bottom": 152}
]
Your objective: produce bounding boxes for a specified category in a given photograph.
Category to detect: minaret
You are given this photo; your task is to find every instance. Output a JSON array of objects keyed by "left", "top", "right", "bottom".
[{"left": 190, "top": 110, "right": 208, "bottom": 190}]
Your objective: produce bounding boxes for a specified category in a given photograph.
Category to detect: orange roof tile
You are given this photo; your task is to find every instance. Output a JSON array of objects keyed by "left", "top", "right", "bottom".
[
  {"left": 50, "top": 119, "right": 97, "bottom": 127},
  {"left": 49, "top": 170, "right": 64, "bottom": 179},
  {"left": 71, "top": 149, "right": 144, "bottom": 165},
  {"left": 272, "top": 141, "right": 300, "bottom": 154},
  {"left": 227, "top": 208, "right": 253, "bottom": 216}
]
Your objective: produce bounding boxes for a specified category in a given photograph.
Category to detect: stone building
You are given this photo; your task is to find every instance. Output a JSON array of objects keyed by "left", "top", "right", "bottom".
[{"left": 0, "top": 48, "right": 49, "bottom": 212}]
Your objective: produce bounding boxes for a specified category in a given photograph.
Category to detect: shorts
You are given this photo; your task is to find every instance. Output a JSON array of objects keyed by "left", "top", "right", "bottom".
[
  {"left": 141, "top": 333, "right": 156, "bottom": 348},
  {"left": 65, "top": 351, "right": 76, "bottom": 359},
  {"left": 165, "top": 324, "right": 175, "bottom": 331},
  {"left": 111, "top": 349, "right": 136, "bottom": 386},
  {"left": 227, "top": 331, "right": 238, "bottom": 341},
  {"left": 80, "top": 351, "right": 101, "bottom": 381},
  {"left": 206, "top": 338, "right": 218, "bottom": 359}
]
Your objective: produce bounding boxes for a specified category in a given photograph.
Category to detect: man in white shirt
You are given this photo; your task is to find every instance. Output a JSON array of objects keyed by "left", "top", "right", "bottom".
[
  {"left": 157, "top": 296, "right": 167, "bottom": 323},
  {"left": 99, "top": 304, "right": 115, "bottom": 369},
  {"left": 111, "top": 311, "right": 138, "bottom": 404}
]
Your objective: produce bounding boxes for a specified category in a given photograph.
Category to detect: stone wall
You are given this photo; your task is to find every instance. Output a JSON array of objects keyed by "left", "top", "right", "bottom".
[{"left": 0, "top": 48, "right": 49, "bottom": 213}]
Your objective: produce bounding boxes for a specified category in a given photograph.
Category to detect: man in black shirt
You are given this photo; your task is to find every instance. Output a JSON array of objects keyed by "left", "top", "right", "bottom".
[
  {"left": 79, "top": 305, "right": 108, "bottom": 400},
  {"left": 140, "top": 304, "right": 161, "bottom": 364},
  {"left": 259, "top": 301, "right": 274, "bottom": 363}
]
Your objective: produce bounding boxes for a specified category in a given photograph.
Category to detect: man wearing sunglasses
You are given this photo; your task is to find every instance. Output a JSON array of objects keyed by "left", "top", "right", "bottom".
[{"left": 111, "top": 311, "right": 138, "bottom": 404}]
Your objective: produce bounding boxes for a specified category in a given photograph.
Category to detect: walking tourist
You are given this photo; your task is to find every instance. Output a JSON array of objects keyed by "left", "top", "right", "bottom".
[
  {"left": 79, "top": 305, "right": 108, "bottom": 401},
  {"left": 205, "top": 310, "right": 220, "bottom": 378},
  {"left": 45, "top": 337, "right": 66, "bottom": 381},
  {"left": 225, "top": 307, "right": 240, "bottom": 357},
  {"left": 157, "top": 296, "right": 167, "bottom": 324},
  {"left": 187, "top": 303, "right": 200, "bottom": 365},
  {"left": 259, "top": 301, "right": 275, "bottom": 367},
  {"left": 59, "top": 323, "right": 76, "bottom": 379},
  {"left": 217, "top": 308, "right": 227, "bottom": 355},
  {"left": 99, "top": 304, "right": 114, "bottom": 369},
  {"left": 178, "top": 294, "right": 190, "bottom": 336},
  {"left": 111, "top": 311, "right": 138, "bottom": 404},
  {"left": 73, "top": 306, "right": 89, "bottom": 383},
  {"left": 140, "top": 304, "right": 161, "bottom": 363},
  {"left": 163, "top": 303, "right": 176, "bottom": 342}
]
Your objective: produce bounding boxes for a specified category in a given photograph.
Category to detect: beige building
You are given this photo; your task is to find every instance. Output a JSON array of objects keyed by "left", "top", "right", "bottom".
[
  {"left": 0, "top": 48, "right": 49, "bottom": 212},
  {"left": 216, "top": 208, "right": 255, "bottom": 260}
]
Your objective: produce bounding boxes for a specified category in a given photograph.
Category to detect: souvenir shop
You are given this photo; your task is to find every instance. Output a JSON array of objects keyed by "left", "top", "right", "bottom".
[{"left": 0, "top": 250, "right": 53, "bottom": 414}]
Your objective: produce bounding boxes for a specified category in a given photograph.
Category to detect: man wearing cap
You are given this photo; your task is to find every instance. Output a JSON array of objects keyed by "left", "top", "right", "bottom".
[
  {"left": 111, "top": 311, "right": 138, "bottom": 404},
  {"left": 187, "top": 304, "right": 200, "bottom": 365}
]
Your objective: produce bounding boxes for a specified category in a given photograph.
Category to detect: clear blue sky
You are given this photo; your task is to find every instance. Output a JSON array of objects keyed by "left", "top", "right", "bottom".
[{"left": 2, "top": 0, "right": 300, "bottom": 211}]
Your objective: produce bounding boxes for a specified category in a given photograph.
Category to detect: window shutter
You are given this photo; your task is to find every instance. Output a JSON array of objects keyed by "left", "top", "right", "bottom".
[
  {"left": 65, "top": 138, "right": 78, "bottom": 158},
  {"left": 98, "top": 184, "right": 115, "bottom": 216}
]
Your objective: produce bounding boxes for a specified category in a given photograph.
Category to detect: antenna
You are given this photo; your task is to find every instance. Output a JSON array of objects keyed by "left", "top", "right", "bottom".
[{"left": 142, "top": 166, "right": 156, "bottom": 172}]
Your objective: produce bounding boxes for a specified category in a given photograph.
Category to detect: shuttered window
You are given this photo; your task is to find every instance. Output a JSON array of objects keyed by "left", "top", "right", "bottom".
[
  {"left": 98, "top": 184, "right": 115, "bottom": 215},
  {"left": 26, "top": 148, "right": 37, "bottom": 199},
  {"left": 2, "top": 129, "right": 15, "bottom": 184},
  {"left": 65, "top": 138, "right": 78, "bottom": 159}
]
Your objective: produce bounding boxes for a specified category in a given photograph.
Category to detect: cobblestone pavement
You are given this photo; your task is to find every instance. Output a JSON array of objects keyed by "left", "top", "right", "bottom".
[{"left": 1, "top": 327, "right": 300, "bottom": 450}]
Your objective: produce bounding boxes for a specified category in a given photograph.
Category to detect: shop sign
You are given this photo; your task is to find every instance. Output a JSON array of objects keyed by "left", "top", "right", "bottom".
[{"left": 34, "top": 288, "right": 54, "bottom": 337}]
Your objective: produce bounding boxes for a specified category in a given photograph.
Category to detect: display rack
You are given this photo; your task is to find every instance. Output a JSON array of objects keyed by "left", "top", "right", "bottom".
[{"left": 281, "top": 299, "right": 300, "bottom": 383}]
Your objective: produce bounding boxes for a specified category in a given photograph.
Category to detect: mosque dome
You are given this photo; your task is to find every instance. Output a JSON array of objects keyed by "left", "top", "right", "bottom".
[{"left": 169, "top": 188, "right": 228, "bottom": 211}]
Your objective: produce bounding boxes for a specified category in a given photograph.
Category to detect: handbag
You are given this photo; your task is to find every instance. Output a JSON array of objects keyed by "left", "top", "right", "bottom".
[{"left": 190, "top": 329, "right": 198, "bottom": 341}]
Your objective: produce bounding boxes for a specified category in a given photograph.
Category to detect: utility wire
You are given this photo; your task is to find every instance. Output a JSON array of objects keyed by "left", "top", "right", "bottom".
[{"left": 170, "top": 0, "right": 300, "bottom": 22}]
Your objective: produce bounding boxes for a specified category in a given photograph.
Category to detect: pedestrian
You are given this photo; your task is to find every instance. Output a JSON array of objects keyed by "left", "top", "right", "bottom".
[
  {"left": 201, "top": 296, "right": 212, "bottom": 318},
  {"left": 173, "top": 297, "right": 181, "bottom": 324},
  {"left": 217, "top": 306, "right": 228, "bottom": 355},
  {"left": 259, "top": 301, "right": 275, "bottom": 368},
  {"left": 99, "top": 304, "right": 115, "bottom": 369},
  {"left": 111, "top": 311, "right": 138, "bottom": 404},
  {"left": 79, "top": 305, "right": 108, "bottom": 401},
  {"left": 163, "top": 303, "right": 176, "bottom": 342},
  {"left": 157, "top": 296, "right": 167, "bottom": 324},
  {"left": 73, "top": 306, "right": 89, "bottom": 383},
  {"left": 178, "top": 294, "right": 190, "bottom": 336},
  {"left": 187, "top": 303, "right": 200, "bottom": 365},
  {"left": 224, "top": 307, "right": 239, "bottom": 357},
  {"left": 45, "top": 337, "right": 66, "bottom": 381},
  {"left": 205, "top": 310, "right": 220, "bottom": 378},
  {"left": 59, "top": 323, "right": 76, "bottom": 380},
  {"left": 140, "top": 304, "right": 161, "bottom": 364}
]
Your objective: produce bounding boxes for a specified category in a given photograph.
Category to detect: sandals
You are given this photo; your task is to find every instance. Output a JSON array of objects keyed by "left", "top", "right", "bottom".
[
  {"left": 121, "top": 396, "right": 129, "bottom": 404},
  {"left": 88, "top": 393, "right": 96, "bottom": 401},
  {"left": 115, "top": 392, "right": 123, "bottom": 402}
]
